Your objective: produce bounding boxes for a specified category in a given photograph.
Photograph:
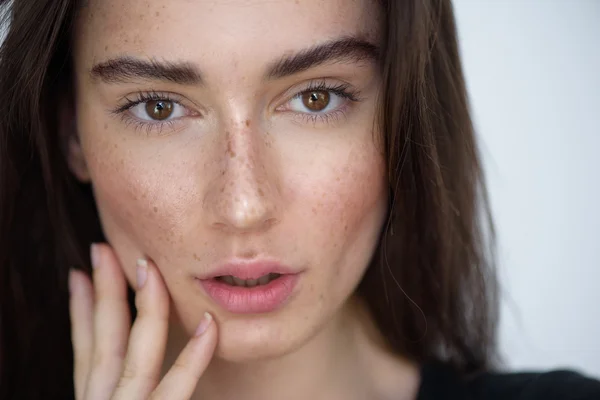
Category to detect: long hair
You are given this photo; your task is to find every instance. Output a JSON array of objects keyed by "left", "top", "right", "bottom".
[{"left": 0, "top": 0, "right": 498, "bottom": 398}]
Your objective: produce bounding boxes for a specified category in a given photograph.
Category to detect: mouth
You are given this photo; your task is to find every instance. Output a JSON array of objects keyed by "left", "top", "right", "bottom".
[
  {"left": 195, "top": 261, "right": 300, "bottom": 314},
  {"left": 214, "top": 273, "right": 282, "bottom": 288}
]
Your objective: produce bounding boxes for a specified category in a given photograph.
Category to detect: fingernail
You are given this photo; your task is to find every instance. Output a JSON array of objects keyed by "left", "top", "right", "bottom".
[
  {"left": 195, "top": 312, "right": 213, "bottom": 337},
  {"left": 90, "top": 243, "right": 101, "bottom": 269},
  {"left": 136, "top": 259, "right": 148, "bottom": 289}
]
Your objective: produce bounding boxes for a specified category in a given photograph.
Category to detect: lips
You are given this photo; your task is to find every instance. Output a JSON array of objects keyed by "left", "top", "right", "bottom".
[
  {"left": 195, "top": 260, "right": 300, "bottom": 314},
  {"left": 215, "top": 273, "right": 281, "bottom": 287},
  {"left": 200, "top": 260, "right": 296, "bottom": 280}
]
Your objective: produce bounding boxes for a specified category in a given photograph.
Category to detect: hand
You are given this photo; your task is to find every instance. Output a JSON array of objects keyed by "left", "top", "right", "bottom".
[{"left": 69, "top": 243, "right": 217, "bottom": 400}]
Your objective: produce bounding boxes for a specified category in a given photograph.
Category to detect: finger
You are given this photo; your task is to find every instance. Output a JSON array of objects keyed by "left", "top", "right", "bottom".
[
  {"left": 150, "top": 312, "right": 217, "bottom": 400},
  {"left": 84, "top": 243, "right": 131, "bottom": 399},
  {"left": 112, "top": 259, "right": 171, "bottom": 399},
  {"left": 69, "top": 268, "right": 94, "bottom": 400}
]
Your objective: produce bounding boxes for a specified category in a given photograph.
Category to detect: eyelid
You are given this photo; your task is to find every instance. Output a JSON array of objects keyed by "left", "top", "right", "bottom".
[
  {"left": 274, "top": 79, "right": 361, "bottom": 110},
  {"left": 114, "top": 90, "right": 198, "bottom": 114},
  {"left": 274, "top": 80, "right": 362, "bottom": 128},
  {"left": 110, "top": 90, "right": 201, "bottom": 136}
]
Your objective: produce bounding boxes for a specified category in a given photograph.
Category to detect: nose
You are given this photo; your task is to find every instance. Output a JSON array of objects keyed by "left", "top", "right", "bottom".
[{"left": 204, "top": 122, "right": 280, "bottom": 234}]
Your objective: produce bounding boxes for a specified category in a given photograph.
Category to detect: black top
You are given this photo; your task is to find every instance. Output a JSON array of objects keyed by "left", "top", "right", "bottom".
[{"left": 417, "top": 362, "right": 600, "bottom": 400}]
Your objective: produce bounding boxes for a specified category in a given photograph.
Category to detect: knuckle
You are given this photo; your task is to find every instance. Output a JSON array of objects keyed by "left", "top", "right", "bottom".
[
  {"left": 170, "top": 358, "right": 192, "bottom": 378},
  {"left": 73, "top": 353, "right": 89, "bottom": 369},
  {"left": 134, "top": 299, "right": 170, "bottom": 322},
  {"left": 115, "top": 366, "right": 157, "bottom": 394},
  {"left": 91, "top": 345, "right": 125, "bottom": 372},
  {"left": 120, "top": 361, "right": 138, "bottom": 382},
  {"left": 91, "top": 352, "right": 109, "bottom": 371}
]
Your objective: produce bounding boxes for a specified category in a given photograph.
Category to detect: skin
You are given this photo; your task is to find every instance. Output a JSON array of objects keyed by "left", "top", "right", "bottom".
[{"left": 67, "top": 0, "right": 419, "bottom": 399}]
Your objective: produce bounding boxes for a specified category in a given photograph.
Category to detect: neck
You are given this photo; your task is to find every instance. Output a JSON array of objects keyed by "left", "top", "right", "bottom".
[{"left": 164, "top": 297, "right": 420, "bottom": 400}]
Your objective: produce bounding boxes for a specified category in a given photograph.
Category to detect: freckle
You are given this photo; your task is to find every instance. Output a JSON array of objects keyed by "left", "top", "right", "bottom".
[
  {"left": 153, "top": 206, "right": 158, "bottom": 213},
  {"left": 344, "top": 224, "right": 348, "bottom": 231},
  {"left": 124, "top": 38, "right": 129, "bottom": 43},
  {"left": 193, "top": 253, "right": 201, "bottom": 261},
  {"left": 104, "top": 45, "right": 108, "bottom": 51},
  {"left": 258, "top": 188, "right": 264, "bottom": 197},
  {"left": 155, "top": 11, "right": 160, "bottom": 16},
  {"left": 226, "top": 140, "right": 236, "bottom": 158},
  {"left": 220, "top": 187, "right": 225, "bottom": 193},
  {"left": 245, "top": 119, "right": 251, "bottom": 127}
]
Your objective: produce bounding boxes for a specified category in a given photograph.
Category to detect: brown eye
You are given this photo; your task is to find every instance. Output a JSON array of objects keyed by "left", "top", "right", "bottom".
[
  {"left": 301, "top": 90, "right": 330, "bottom": 112},
  {"left": 145, "top": 100, "right": 174, "bottom": 120}
]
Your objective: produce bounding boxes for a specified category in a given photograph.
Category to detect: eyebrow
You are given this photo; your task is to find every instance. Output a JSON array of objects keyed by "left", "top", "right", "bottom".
[
  {"left": 89, "top": 37, "right": 379, "bottom": 85},
  {"left": 265, "top": 37, "right": 379, "bottom": 79},
  {"left": 90, "top": 58, "right": 203, "bottom": 85}
]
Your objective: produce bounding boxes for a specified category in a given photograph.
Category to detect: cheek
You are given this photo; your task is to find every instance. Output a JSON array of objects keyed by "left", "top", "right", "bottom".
[
  {"left": 300, "top": 143, "right": 387, "bottom": 274},
  {"left": 83, "top": 135, "right": 200, "bottom": 258}
]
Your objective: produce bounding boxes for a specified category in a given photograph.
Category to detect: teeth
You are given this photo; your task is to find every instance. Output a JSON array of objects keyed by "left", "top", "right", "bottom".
[
  {"left": 219, "top": 274, "right": 280, "bottom": 287},
  {"left": 246, "top": 279, "right": 258, "bottom": 287},
  {"left": 222, "top": 276, "right": 234, "bottom": 285},
  {"left": 232, "top": 276, "right": 246, "bottom": 286}
]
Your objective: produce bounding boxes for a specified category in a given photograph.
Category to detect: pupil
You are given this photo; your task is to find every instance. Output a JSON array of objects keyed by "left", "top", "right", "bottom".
[
  {"left": 303, "top": 90, "right": 330, "bottom": 111},
  {"left": 146, "top": 100, "right": 173, "bottom": 121}
]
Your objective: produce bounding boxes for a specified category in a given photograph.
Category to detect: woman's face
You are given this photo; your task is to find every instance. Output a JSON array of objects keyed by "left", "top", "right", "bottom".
[{"left": 71, "top": 0, "right": 386, "bottom": 361}]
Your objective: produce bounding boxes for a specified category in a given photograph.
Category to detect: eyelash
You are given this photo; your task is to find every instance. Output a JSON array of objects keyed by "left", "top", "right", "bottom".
[
  {"left": 112, "top": 90, "right": 185, "bottom": 135},
  {"left": 112, "top": 82, "right": 362, "bottom": 134},
  {"left": 286, "top": 80, "right": 362, "bottom": 126}
]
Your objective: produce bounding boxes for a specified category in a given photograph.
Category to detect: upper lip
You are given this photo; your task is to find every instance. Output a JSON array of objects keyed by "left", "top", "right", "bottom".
[{"left": 198, "top": 259, "right": 297, "bottom": 280}]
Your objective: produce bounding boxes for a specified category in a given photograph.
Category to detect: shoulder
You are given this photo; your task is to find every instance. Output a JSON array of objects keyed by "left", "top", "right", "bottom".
[{"left": 418, "top": 362, "right": 600, "bottom": 400}]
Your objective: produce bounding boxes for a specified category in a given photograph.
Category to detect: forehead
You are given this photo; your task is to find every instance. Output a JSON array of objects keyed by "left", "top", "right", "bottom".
[{"left": 74, "top": 0, "right": 382, "bottom": 71}]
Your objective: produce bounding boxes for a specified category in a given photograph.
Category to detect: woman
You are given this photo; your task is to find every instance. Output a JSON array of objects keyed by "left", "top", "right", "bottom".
[{"left": 0, "top": 0, "right": 598, "bottom": 399}]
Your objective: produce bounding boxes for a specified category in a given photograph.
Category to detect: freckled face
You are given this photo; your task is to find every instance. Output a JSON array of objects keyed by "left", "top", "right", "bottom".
[{"left": 72, "top": 0, "right": 387, "bottom": 361}]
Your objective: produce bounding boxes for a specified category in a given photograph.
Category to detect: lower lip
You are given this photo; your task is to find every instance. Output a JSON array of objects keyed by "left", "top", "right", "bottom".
[{"left": 196, "top": 274, "right": 299, "bottom": 314}]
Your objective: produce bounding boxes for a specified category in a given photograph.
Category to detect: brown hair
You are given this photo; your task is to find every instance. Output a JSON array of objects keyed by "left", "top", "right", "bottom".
[{"left": 0, "top": 0, "right": 498, "bottom": 398}]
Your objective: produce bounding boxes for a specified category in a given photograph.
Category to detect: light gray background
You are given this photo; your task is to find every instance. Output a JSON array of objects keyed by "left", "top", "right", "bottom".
[{"left": 454, "top": 0, "right": 599, "bottom": 377}]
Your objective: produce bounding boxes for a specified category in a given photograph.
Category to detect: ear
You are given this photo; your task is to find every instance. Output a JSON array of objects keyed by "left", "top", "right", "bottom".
[{"left": 59, "top": 98, "right": 90, "bottom": 182}]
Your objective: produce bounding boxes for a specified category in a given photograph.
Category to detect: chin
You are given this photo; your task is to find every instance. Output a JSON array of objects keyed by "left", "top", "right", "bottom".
[{"left": 210, "top": 312, "right": 317, "bottom": 363}]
